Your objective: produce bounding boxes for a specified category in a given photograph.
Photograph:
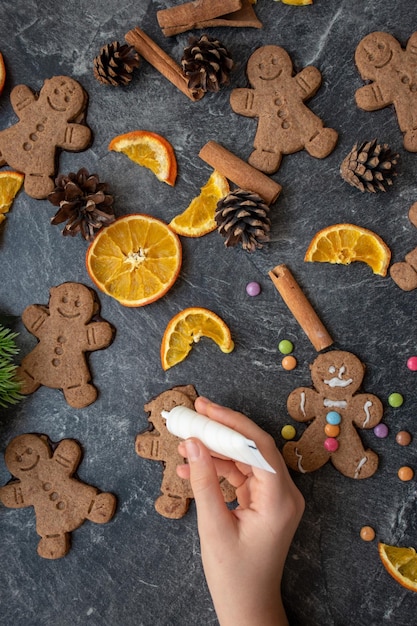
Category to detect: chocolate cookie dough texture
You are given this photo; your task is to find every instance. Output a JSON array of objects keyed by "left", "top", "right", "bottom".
[
  {"left": 354, "top": 31, "right": 417, "bottom": 152},
  {"left": 0, "top": 76, "right": 91, "bottom": 199},
  {"left": 390, "top": 202, "right": 417, "bottom": 291},
  {"left": 230, "top": 45, "right": 338, "bottom": 174},
  {"left": 0, "top": 434, "right": 116, "bottom": 559},
  {"left": 16, "top": 282, "right": 115, "bottom": 409},
  {"left": 283, "top": 351, "right": 383, "bottom": 479},
  {"left": 135, "top": 385, "right": 236, "bottom": 519}
]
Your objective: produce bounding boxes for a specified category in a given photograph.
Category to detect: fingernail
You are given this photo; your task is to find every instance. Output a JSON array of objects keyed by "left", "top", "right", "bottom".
[
  {"left": 197, "top": 396, "right": 210, "bottom": 406},
  {"left": 185, "top": 439, "right": 200, "bottom": 461}
]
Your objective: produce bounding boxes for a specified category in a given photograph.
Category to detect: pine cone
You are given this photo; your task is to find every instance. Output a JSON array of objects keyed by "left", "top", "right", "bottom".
[
  {"left": 340, "top": 139, "right": 399, "bottom": 193},
  {"left": 181, "top": 35, "right": 233, "bottom": 93},
  {"left": 215, "top": 189, "right": 271, "bottom": 252},
  {"left": 93, "top": 41, "right": 140, "bottom": 86},
  {"left": 48, "top": 168, "right": 115, "bottom": 241}
]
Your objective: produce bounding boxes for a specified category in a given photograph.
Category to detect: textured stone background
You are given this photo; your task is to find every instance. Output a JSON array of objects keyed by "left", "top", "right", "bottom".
[{"left": 1, "top": 1, "right": 417, "bottom": 624}]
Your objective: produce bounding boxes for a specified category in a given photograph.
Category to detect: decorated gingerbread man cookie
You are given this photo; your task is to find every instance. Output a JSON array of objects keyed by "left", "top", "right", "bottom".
[
  {"left": 17, "top": 282, "right": 114, "bottom": 409},
  {"left": 135, "top": 385, "right": 235, "bottom": 519},
  {"left": 0, "top": 434, "right": 116, "bottom": 559},
  {"left": 230, "top": 45, "right": 338, "bottom": 174},
  {"left": 390, "top": 201, "right": 417, "bottom": 290},
  {"left": 282, "top": 350, "right": 383, "bottom": 479},
  {"left": 0, "top": 76, "right": 91, "bottom": 198},
  {"left": 355, "top": 31, "right": 417, "bottom": 152}
]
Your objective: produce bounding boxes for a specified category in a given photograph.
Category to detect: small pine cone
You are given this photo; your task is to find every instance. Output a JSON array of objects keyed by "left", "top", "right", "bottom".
[
  {"left": 93, "top": 41, "right": 140, "bottom": 86},
  {"left": 340, "top": 139, "right": 399, "bottom": 193},
  {"left": 215, "top": 188, "right": 271, "bottom": 253},
  {"left": 48, "top": 168, "right": 115, "bottom": 241},
  {"left": 181, "top": 35, "right": 233, "bottom": 93}
]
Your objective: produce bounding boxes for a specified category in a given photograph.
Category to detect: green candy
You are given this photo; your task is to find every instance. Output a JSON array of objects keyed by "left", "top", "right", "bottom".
[
  {"left": 278, "top": 339, "right": 294, "bottom": 355},
  {"left": 388, "top": 392, "right": 404, "bottom": 408}
]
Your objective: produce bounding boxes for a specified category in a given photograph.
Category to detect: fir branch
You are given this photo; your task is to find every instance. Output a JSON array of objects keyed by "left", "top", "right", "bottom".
[{"left": 0, "top": 325, "right": 23, "bottom": 407}]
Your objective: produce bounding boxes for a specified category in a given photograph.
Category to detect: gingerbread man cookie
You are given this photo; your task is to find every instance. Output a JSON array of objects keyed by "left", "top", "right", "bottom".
[
  {"left": 17, "top": 282, "right": 114, "bottom": 409},
  {"left": 355, "top": 32, "right": 417, "bottom": 152},
  {"left": 390, "top": 201, "right": 417, "bottom": 290},
  {"left": 0, "top": 434, "right": 116, "bottom": 559},
  {"left": 230, "top": 45, "right": 338, "bottom": 174},
  {"left": 135, "top": 385, "right": 235, "bottom": 519},
  {"left": 282, "top": 350, "right": 383, "bottom": 479},
  {"left": 0, "top": 76, "right": 91, "bottom": 199}
]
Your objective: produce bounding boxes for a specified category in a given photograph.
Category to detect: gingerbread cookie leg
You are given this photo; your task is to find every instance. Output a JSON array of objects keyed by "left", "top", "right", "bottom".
[
  {"left": 63, "top": 382, "right": 98, "bottom": 409},
  {"left": 283, "top": 422, "right": 331, "bottom": 474},
  {"left": 331, "top": 445, "right": 379, "bottom": 479},
  {"left": 305, "top": 127, "right": 338, "bottom": 159},
  {"left": 38, "top": 533, "right": 70, "bottom": 560}
]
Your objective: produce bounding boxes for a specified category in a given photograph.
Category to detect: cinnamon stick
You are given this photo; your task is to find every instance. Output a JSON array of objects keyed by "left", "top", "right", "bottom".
[
  {"left": 199, "top": 141, "right": 282, "bottom": 205},
  {"left": 125, "top": 27, "right": 204, "bottom": 101},
  {"left": 157, "top": 0, "right": 262, "bottom": 37},
  {"left": 268, "top": 264, "right": 333, "bottom": 352}
]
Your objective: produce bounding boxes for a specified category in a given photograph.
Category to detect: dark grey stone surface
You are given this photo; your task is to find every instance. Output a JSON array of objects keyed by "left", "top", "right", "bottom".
[{"left": 1, "top": 1, "right": 417, "bottom": 624}]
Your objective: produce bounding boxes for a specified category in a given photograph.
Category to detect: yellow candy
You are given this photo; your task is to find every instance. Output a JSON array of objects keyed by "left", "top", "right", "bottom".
[{"left": 281, "top": 425, "right": 296, "bottom": 440}]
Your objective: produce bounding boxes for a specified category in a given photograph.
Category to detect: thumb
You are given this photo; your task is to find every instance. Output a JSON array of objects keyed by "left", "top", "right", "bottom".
[{"left": 184, "top": 439, "right": 231, "bottom": 535}]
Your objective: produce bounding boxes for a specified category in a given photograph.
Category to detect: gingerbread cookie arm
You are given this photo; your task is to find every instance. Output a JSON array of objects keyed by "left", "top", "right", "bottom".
[
  {"left": 21, "top": 304, "right": 49, "bottom": 338},
  {"left": 53, "top": 439, "right": 82, "bottom": 474},
  {"left": 10, "top": 84, "right": 36, "bottom": 116},
  {"left": 349, "top": 394, "right": 383, "bottom": 429},
  {"left": 230, "top": 88, "right": 259, "bottom": 118},
  {"left": 294, "top": 66, "right": 322, "bottom": 100},
  {"left": 287, "top": 388, "right": 318, "bottom": 422},
  {"left": 58, "top": 123, "right": 92, "bottom": 152},
  {"left": 355, "top": 83, "right": 392, "bottom": 111},
  {"left": 406, "top": 31, "right": 417, "bottom": 58},
  {"left": 0, "top": 482, "right": 29, "bottom": 508},
  {"left": 135, "top": 432, "right": 166, "bottom": 461},
  {"left": 84, "top": 321, "right": 114, "bottom": 351}
]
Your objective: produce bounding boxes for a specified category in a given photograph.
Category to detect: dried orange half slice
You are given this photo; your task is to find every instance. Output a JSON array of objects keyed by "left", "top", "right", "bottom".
[
  {"left": 0, "top": 171, "right": 24, "bottom": 224},
  {"left": 305, "top": 223, "right": 391, "bottom": 276},
  {"left": 0, "top": 52, "right": 5, "bottom": 96},
  {"left": 169, "top": 171, "right": 229, "bottom": 237},
  {"left": 108, "top": 130, "right": 177, "bottom": 186},
  {"left": 161, "top": 307, "right": 234, "bottom": 370},
  {"left": 378, "top": 542, "right": 417, "bottom": 592},
  {"left": 86, "top": 214, "right": 182, "bottom": 307}
]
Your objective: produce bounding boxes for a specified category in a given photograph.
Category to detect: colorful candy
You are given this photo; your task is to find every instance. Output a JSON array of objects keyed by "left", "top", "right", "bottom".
[
  {"left": 398, "top": 466, "right": 414, "bottom": 481},
  {"left": 407, "top": 356, "right": 417, "bottom": 371},
  {"left": 281, "top": 425, "right": 296, "bottom": 440},
  {"left": 396, "top": 430, "right": 412, "bottom": 446},
  {"left": 282, "top": 355, "right": 297, "bottom": 370},
  {"left": 360, "top": 526, "right": 376, "bottom": 542},
  {"left": 373, "top": 423, "right": 389, "bottom": 438},
  {"left": 388, "top": 392, "right": 404, "bottom": 408},
  {"left": 246, "top": 281, "right": 261, "bottom": 296},
  {"left": 278, "top": 339, "right": 294, "bottom": 355}
]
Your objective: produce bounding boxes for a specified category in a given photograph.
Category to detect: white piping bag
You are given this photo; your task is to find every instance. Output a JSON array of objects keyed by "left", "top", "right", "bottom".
[{"left": 161, "top": 405, "right": 276, "bottom": 473}]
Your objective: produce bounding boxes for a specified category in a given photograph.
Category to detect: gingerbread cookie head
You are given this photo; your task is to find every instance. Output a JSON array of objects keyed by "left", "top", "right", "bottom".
[
  {"left": 40, "top": 76, "right": 87, "bottom": 120},
  {"left": 49, "top": 282, "right": 96, "bottom": 324},
  {"left": 246, "top": 45, "right": 293, "bottom": 90},
  {"left": 355, "top": 32, "right": 402, "bottom": 80},
  {"left": 4, "top": 434, "right": 50, "bottom": 477},
  {"left": 310, "top": 350, "right": 365, "bottom": 400}
]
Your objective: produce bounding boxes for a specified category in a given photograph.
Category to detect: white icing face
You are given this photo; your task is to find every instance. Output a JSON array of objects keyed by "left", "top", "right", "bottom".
[{"left": 324, "top": 365, "right": 353, "bottom": 388}]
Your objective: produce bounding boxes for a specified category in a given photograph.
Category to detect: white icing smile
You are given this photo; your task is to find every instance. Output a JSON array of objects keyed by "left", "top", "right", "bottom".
[{"left": 324, "top": 365, "right": 353, "bottom": 388}]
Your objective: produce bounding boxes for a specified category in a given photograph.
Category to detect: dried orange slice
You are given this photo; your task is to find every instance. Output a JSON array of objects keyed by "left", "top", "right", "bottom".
[
  {"left": 169, "top": 171, "right": 229, "bottom": 237},
  {"left": 86, "top": 214, "right": 181, "bottom": 307},
  {"left": 108, "top": 130, "right": 177, "bottom": 186},
  {"left": 0, "top": 171, "right": 24, "bottom": 224},
  {"left": 378, "top": 542, "right": 417, "bottom": 592},
  {"left": 305, "top": 223, "right": 391, "bottom": 276},
  {"left": 0, "top": 52, "right": 5, "bottom": 96},
  {"left": 161, "top": 307, "right": 234, "bottom": 370},
  {"left": 280, "top": 0, "right": 313, "bottom": 5}
]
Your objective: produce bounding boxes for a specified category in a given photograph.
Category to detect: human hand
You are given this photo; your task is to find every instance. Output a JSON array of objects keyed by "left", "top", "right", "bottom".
[{"left": 176, "top": 396, "right": 304, "bottom": 626}]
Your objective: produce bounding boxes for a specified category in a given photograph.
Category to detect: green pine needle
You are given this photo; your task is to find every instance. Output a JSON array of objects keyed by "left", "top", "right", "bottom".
[{"left": 0, "top": 324, "right": 23, "bottom": 407}]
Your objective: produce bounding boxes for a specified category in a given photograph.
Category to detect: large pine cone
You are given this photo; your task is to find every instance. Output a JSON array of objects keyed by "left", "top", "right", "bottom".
[
  {"left": 215, "top": 189, "right": 271, "bottom": 252},
  {"left": 181, "top": 35, "right": 233, "bottom": 93},
  {"left": 48, "top": 168, "right": 115, "bottom": 240},
  {"left": 93, "top": 41, "right": 140, "bottom": 86},
  {"left": 340, "top": 139, "right": 399, "bottom": 193}
]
